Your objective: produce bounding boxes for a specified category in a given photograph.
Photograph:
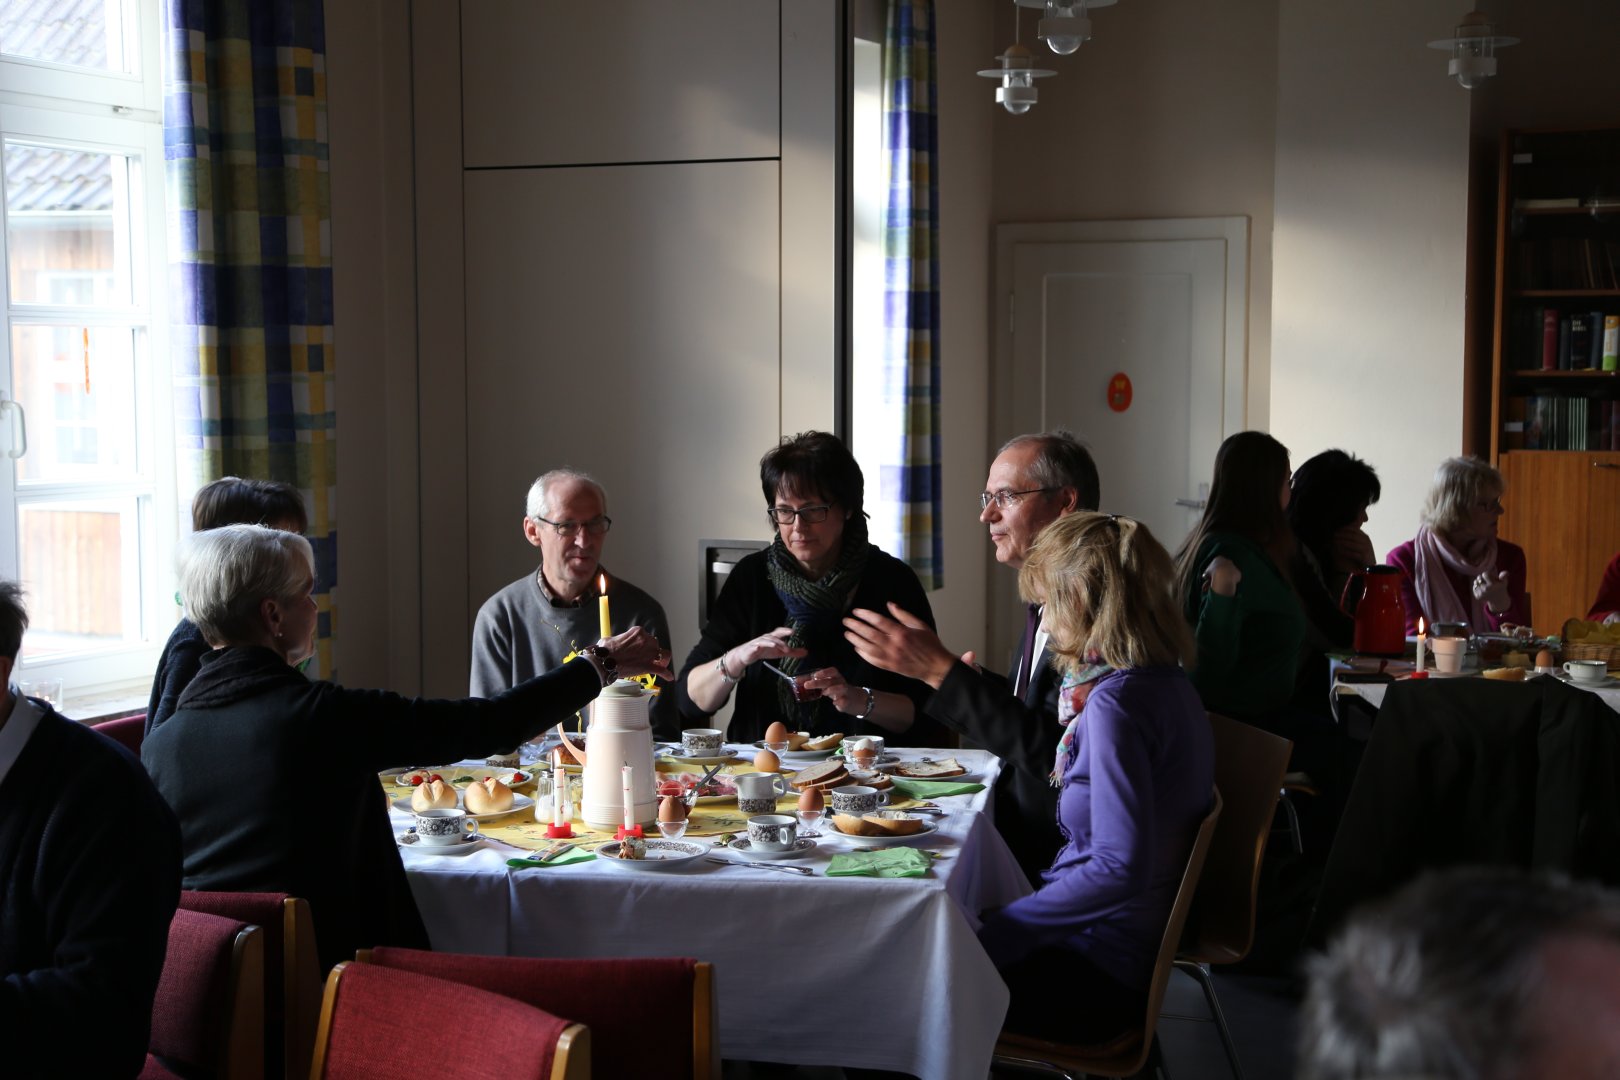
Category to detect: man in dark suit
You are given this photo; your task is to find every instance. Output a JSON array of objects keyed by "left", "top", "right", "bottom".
[{"left": 845, "top": 430, "right": 1100, "bottom": 883}]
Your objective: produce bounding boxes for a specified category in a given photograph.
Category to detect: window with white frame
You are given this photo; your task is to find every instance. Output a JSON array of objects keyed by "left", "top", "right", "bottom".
[{"left": 0, "top": 0, "right": 177, "bottom": 704}]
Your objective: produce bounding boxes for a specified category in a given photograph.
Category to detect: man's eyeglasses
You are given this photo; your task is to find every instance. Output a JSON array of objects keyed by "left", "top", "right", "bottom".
[
  {"left": 767, "top": 504, "right": 832, "bottom": 525},
  {"left": 532, "top": 515, "right": 613, "bottom": 538},
  {"left": 979, "top": 487, "right": 1057, "bottom": 511}
]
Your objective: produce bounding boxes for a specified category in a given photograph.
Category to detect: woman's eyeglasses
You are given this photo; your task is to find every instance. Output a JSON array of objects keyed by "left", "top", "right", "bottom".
[{"left": 767, "top": 504, "right": 832, "bottom": 525}]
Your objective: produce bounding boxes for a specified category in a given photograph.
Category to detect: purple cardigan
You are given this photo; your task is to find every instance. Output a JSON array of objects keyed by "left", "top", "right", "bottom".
[
  {"left": 1385, "top": 537, "right": 1530, "bottom": 636},
  {"left": 977, "top": 667, "right": 1213, "bottom": 991}
]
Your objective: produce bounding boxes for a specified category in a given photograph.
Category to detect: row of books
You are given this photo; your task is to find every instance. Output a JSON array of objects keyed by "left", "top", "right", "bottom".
[
  {"left": 1519, "top": 397, "right": 1620, "bottom": 450},
  {"left": 1506, "top": 307, "right": 1620, "bottom": 370},
  {"left": 1512, "top": 237, "right": 1620, "bottom": 291}
]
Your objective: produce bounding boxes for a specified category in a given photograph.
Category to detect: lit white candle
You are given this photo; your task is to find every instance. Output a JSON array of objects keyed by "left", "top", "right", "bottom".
[
  {"left": 1415, "top": 617, "right": 1427, "bottom": 674},
  {"left": 552, "top": 751, "right": 565, "bottom": 826},
  {"left": 599, "top": 573, "right": 612, "bottom": 640},
  {"left": 622, "top": 765, "right": 634, "bottom": 828}
]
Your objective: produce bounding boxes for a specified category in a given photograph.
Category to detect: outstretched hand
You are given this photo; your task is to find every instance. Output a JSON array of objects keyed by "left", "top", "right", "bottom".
[
  {"left": 602, "top": 625, "right": 677, "bottom": 682},
  {"left": 844, "top": 604, "right": 959, "bottom": 690}
]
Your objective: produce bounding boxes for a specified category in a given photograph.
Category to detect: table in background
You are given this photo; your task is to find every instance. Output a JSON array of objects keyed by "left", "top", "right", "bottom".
[
  {"left": 1312, "top": 677, "right": 1620, "bottom": 943},
  {"left": 395, "top": 747, "right": 1029, "bottom": 1080}
]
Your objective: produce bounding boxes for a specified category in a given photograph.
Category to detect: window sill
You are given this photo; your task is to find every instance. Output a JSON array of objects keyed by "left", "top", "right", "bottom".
[{"left": 61, "top": 684, "right": 150, "bottom": 725}]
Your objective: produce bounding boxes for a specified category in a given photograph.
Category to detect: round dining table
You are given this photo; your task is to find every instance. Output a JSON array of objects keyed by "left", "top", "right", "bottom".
[{"left": 389, "top": 745, "right": 1030, "bottom": 1079}]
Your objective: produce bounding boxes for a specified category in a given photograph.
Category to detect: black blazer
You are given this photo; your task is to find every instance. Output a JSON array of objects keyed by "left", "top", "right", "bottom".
[{"left": 925, "top": 632, "right": 1065, "bottom": 885}]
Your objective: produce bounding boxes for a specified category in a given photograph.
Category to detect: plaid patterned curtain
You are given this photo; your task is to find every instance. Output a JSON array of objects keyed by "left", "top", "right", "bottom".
[
  {"left": 880, "top": 0, "right": 942, "bottom": 589},
  {"left": 162, "top": 0, "right": 338, "bottom": 676}
]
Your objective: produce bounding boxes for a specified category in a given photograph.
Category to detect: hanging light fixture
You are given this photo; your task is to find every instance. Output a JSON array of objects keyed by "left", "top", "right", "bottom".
[
  {"left": 1015, "top": 0, "right": 1117, "bottom": 55},
  {"left": 978, "top": 2, "right": 1056, "bottom": 115},
  {"left": 1427, "top": 11, "right": 1518, "bottom": 90}
]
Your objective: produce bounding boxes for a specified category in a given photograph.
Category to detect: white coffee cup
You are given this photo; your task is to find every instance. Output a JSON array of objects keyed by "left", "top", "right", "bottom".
[
  {"left": 830, "top": 785, "right": 889, "bottom": 816},
  {"left": 747, "top": 814, "right": 798, "bottom": 851},
  {"left": 1564, "top": 659, "right": 1608, "bottom": 684},
  {"left": 413, "top": 807, "right": 480, "bottom": 846},
  {"left": 1430, "top": 636, "right": 1466, "bottom": 674}
]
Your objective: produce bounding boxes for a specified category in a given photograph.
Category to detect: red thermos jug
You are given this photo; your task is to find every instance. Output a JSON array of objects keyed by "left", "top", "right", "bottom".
[{"left": 1340, "top": 565, "right": 1408, "bottom": 658}]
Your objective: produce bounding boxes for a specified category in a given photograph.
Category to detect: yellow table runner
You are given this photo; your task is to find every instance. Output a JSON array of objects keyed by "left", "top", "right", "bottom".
[{"left": 382, "top": 761, "right": 921, "bottom": 853}]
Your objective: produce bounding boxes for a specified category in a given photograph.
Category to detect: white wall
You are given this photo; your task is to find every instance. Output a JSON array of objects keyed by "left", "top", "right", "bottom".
[{"left": 1270, "top": 0, "right": 1471, "bottom": 561}]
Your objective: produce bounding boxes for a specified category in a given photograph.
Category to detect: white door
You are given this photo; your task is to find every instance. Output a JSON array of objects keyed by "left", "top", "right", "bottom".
[{"left": 989, "top": 218, "right": 1248, "bottom": 665}]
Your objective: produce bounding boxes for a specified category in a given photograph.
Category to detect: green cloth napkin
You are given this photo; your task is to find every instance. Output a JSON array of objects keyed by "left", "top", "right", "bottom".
[
  {"left": 506, "top": 848, "right": 596, "bottom": 869},
  {"left": 890, "top": 778, "right": 986, "bottom": 800},
  {"left": 826, "top": 848, "right": 933, "bottom": 878}
]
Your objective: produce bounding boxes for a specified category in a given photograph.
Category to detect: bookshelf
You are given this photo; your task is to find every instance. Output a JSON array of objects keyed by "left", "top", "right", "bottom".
[{"left": 1491, "top": 127, "right": 1620, "bottom": 627}]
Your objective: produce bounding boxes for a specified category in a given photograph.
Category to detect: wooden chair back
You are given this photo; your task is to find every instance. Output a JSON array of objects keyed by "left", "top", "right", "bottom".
[
  {"left": 1181, "top": 713, "right": 1294, "bottom": 964},
  {"left": 357, "top": 948, "right": 716, "bottom": 1079},
  {"left": 149, "top": 907, "right": 265, "bottom": 1080},
  {"left": 309, "top": 962, "right": 587, "bottom": 1079},
  {"left": 993, "top": 789, "right": 1223, "bottom": 1078}
]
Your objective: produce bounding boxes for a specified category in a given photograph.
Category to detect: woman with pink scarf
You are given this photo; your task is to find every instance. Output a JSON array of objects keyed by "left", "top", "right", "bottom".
[{"left": 1386, "top": 457, "right": 1531, "bottom": 636}]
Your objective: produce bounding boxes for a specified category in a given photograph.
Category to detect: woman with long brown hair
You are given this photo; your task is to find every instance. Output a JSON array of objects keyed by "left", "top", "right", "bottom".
[{"left": 1173, "top": 430, "right": 1306, "bottom": 725}]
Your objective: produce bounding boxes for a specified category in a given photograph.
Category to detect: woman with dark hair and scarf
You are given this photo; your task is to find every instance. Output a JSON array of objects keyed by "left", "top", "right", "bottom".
[{"left": 674, "top": 431, "right": 940, "bottom": 746}]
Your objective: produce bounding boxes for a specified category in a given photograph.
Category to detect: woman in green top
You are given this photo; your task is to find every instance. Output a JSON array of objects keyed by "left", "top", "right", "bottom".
[{"left": 1173, "top": 431, "right": 1307, "bottom": 727}]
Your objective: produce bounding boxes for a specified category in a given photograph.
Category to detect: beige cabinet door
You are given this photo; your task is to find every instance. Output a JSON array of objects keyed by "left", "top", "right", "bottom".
[{"left": 1499, "top": 451, "right": 1620, "bottom": 631}]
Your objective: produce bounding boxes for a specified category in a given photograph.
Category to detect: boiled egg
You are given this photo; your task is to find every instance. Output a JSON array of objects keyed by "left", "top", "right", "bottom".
[
  {"left": 657, "top": 794, "right": 688, "bottom": 823},
  {"left": 754, "top": 748, "right": 781, "bottom": 772},
  {"left": 1536, "top": 648, "right": 1555, "bottom": 668},
  {"left": 798, "top": 787, "right": 824, "bottom": 812},
  {"left": 764, "top": 720, "right": 790, "bottom": 745}
]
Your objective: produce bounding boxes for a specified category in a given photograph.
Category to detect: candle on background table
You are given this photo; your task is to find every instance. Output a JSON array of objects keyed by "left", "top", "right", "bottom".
[
  {"left": 598, "top": 573, "right": 612, "bottom": 640},
  {"left": 553, "top": 750, "right": 566, "bottom": 826},
  {"left": 1415, "top": 617, "right": 1426, "bottom": 674},
  {"left": 622, "top": 765, "right": 634, "bottom": 828}
]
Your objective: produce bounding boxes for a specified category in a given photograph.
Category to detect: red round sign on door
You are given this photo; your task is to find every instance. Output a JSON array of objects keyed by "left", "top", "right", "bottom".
[{"left": 1107, "top": 373, "right": 1133, "bottom": 413}]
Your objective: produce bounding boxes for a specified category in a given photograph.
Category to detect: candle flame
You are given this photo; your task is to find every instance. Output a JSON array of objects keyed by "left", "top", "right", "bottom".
[
  {"left": 598, "top": 573, "right": 607, "bottom": 594},
  {"left": 1417, "top": 617, "right": 1426, "bottom": 634}
]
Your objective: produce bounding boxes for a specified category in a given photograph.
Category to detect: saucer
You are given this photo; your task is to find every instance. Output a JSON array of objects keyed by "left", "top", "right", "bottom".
[
  {"left": 660, "top": 747, "right": 740, "bottom": 766},
  {"left": 397, "top": 832, "right": 485, "bottom": 856},
  {"left": 1556, "top": 672, "right": 1620, "bottom": 690},
  {"left": 729, "top": 837, "right": 817, "bottom": 859}
]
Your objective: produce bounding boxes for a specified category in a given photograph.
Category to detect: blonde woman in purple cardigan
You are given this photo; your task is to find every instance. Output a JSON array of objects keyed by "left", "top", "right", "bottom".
[{"left": 978, "top": 512, "right": 1214, "bottom": 1044}]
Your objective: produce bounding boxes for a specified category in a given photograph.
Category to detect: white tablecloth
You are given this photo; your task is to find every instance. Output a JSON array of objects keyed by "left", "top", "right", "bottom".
[
  {"left": 395, "top": 747, "right": 1031, "bottom": 1080},
  {"left": 1336, "top": 672, "right": 1620, "bottom": 715}
]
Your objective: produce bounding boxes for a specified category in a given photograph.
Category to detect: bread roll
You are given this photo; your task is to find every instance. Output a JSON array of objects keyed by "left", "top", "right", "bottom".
[
  {"left": 464, "top": 777, "right": 515, "bottom": 814},
  {"left": 786, "top": 731, "right": 811, "bottom": 751},
  {"left": 803, "top": 732, "right": 844, "bottom": 751},
  {"left": 411, "top": 779, "right": 457, "bottom": 811},
  {"left": 832, "top": 812, "right": 884, "bottom": 837},
  {"left": 1482, "top": 666, "right": 1526, "bottom": 682},
  {"left": 864, "top": 811, "right": 924, "bottom": 835}
]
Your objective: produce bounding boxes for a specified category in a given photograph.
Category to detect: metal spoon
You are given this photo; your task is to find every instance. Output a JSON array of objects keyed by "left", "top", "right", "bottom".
[{"left": 760, "top": 660, "right": 798, "bottom": 682}]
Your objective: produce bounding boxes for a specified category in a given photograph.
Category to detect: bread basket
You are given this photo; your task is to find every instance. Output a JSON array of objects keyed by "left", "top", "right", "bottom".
[{"left": 1560, "top": 618, "right": 1620, "bottom": 671}]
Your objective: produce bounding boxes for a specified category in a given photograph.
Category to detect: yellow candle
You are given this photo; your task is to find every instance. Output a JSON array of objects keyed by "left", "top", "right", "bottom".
[{"left": 598, "top": 573, "right": 611, "bottom": 639}]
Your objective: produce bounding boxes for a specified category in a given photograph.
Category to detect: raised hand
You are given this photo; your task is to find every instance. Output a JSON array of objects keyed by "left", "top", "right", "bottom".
[
  {"left": 601, "top": 625, "right": 676, "bottom": 681},
  {"left": 844, "top": 603, "right": 958, "bottom": 690},
  {"left": 1473, "top": 570, "right": 1512, "bottom": 615}
]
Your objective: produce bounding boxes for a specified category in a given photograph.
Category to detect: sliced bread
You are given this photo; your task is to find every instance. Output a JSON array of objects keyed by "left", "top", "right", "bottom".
[
  {"left": 892, "top": 757, "right": 967, "bottom": 779},
  {"left": 789, "top": 759, "right": 848, "bottom": 790}
]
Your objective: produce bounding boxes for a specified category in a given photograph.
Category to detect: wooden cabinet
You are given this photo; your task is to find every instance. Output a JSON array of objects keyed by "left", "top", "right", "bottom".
[
  {"left": 1490, "top": 129, "right": 1620, "bottom": 631},
  {"left": 1499, "top": 451, "right": 1620, "bottom": 629}
]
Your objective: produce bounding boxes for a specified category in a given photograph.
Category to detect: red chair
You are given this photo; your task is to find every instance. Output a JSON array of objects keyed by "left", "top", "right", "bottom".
[
  {"left": 309, "top": 962, "right": 588, "bottom": 1079},
  {"left": 178, "top": 892, "right": 321, "bottom": 1080},
  {"left": 141, "top": 907, "right": 265, "bottom": 1080},
  {"left": 359, "top": 949, "right": 717, "bottom": 1080},
  {"left": 93, "top": 713, "right": 146, "bottom": 756}
]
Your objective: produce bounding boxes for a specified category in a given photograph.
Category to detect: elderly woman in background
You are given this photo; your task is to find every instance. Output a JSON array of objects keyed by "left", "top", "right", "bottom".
[
  {"left": 146, "top": 476, "right": 309, "bottom": 737},
  {"left": 977, "top": 512, "right": 1213, "bottom": 1044},
  {"left": 1386, "top": 457, "right": 1530, "bottom": 636},
  {"left": 674, "top": 431, "right": 939, "bottom": 746},
  {"left": 142, "top": 525, "right": 671, "bottom": 971}
]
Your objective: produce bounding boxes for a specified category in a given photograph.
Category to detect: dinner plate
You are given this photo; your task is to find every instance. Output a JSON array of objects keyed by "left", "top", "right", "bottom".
[
  {"left": 826, "top": 818, "right": 939, "bottom": 848},
  {"left": 596, "top": 838, "right": 708, "bottom": 871},
  {"left": 396, "top": 832, "right": 486, "bottom": 856},
  {"left": 391, "top": 793, "right": 534, "bottom": 821},
  {"left": 751, "top": 740, "right": 838, "bottom": 762},
  {"left": 728, "top": 837, "right": 817, "bottom": 859},
  {"left": 887, "top": 769, "right": 983, "bottom": 784},
  {"left": 659, "top": 747, "right": 741, "bottom": 767}
]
